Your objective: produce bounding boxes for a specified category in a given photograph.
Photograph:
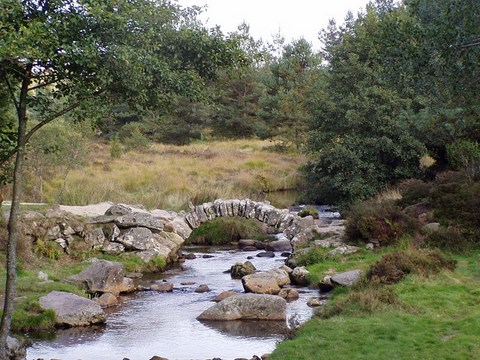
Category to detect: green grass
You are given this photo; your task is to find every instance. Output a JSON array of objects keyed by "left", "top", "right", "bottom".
[
  {"left": 304, "top": 247, "right": 391, "bottom": 285},
  {"left": 271, "top": 252, "right": 480, "bottom": 360},
  {"left": 186, "top": 217, "right": 274, "bottom": 245}
]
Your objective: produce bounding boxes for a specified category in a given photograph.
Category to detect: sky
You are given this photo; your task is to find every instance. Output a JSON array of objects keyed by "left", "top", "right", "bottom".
[{"left": 176, "top": 0, "right": 372, "bottom": 48}]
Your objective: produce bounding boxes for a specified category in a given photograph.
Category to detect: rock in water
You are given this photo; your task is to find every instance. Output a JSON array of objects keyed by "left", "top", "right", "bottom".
[
  {"left": 197, "top": 294, "right": 286, "bottom": 321},
  {"left": 39, "top": 291, "right": 106, "bottom": 327}
]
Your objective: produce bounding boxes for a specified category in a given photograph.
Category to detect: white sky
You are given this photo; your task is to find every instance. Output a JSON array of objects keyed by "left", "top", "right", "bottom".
[{"left": 175, "top": 0, "right": 372, "bottom": 48}]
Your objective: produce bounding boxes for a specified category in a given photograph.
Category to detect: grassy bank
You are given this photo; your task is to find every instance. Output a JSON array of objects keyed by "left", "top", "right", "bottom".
[
  {"left": 271, "top": 251, "right": 480, "bottom": 359},
  {"left": 271, "top": 173, "right": 480, "bottom": 359},
  {"left": 36, "top": 139, "right": 304, "bottom": 210}
]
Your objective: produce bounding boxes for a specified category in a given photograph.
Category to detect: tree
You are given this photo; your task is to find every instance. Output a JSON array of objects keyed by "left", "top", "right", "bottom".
[
  {"left": 304, "top": 3, "right": 425, "bottom": 205},
  {"left": 259, "top": 38, "right": 322, "bottom": 149},
  {"left": 0, "top": 0, "right": 241, "bottom": 354}
]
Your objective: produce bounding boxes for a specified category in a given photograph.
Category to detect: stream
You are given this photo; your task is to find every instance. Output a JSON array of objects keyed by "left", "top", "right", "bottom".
[{"left": 27, "top": 246, "right": 319, "bottom": 360}]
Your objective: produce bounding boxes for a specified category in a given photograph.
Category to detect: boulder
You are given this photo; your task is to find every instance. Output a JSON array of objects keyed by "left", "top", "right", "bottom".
[
  {"left": 105, "top": 204, "right": 132, "bottom": 216},
  {"left": 290, "top": 266, "right": 310, "bottom": 286},
  {"left": 313, "top": 236, "right": 343, "bottom": 248},
  {"left": 102, "top": 242, "right": 125, "bottom": 255},
  {"left": 242, "top": 274, "right": 280, "bottom": 295},
  {"left": 214, "top": 291, "right": 237, "bottom": 302},
  {"left": 241, "top": 268, "right": 290, "bottom": 295},
  {"left": 328, "top": 245, "right": 361, "bottom": 257},
  {"left": 230, "top": 261, "right": 256, "bottom": 279},
  {"left": 151, "top": 282, "right": 174, "bottom": 292},
  {"left": 197, "top": 294, "right": 286, "bottom": 321},
  {"left": 195, "top": 284, "right": 211, "bottom": 293},
  {"left": 65, "top": 260, "right": 129, "bottom": 296},
  {"left": 83, "top": 227, "right": 105, "bottom": 249},
  {"left": 166, "top": 217, "right": 192, "bottom": 239},
  {"left": 256, "top": 251, "right": 275, "bottom": 258},
  {"left": 6, "top": 335, "right": 26, "bottom": 360},
  {"left": 117, "top": 227, "right": 155, "bottom": 251},
  {"left": 39, "top": 291, "right": 106, "bottom": 327},
  {"left": 278, "top": 288, "right": 299, "bottom": 301},
  {"left": 95, "top": 293, "right": 118, "bottom": 307},
  {"left": 307, "top": 297, "right": 327, "bottom": 307},
  {"left": 422, "top": 222, "right": 441, "bottom": 233},
  {"left": 115, "top": 212, "right": 164, "bottom": 231},
  {"left": 265, "top": 239, "right": 292, "bottom": 252},
  {"left": 238, "top": 239, "right": 256, "bottom": 248},
  {"left": 330, "top": 270, "right": 363, "bottom": 287}
]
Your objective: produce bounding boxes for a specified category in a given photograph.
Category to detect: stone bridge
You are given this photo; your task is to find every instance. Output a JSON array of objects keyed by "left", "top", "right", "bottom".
[{"left": 184, "top": 199, "right": 309, "bottom": 240}]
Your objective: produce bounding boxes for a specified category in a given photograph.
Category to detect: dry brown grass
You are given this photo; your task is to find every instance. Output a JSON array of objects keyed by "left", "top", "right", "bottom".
[{"left": 42, "top": 139, "right": 305, "bottom": 211}]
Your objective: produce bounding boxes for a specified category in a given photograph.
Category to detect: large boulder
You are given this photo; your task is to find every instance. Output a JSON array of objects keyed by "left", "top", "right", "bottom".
[
  {"left": 39, "top": 291, "right": 106, "bottom": 327},
  {"left": 197, "top": 294, "right": 286, "bottom": 321},
  {"left": 65, "top": 260, "right": 130, "bottom": 296},
  {"left": 241, "top": 268, "right": 290, "bottom": 294}
]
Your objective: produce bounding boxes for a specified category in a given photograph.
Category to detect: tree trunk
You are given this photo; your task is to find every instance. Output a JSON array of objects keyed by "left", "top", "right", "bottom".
[{"left": 0, "top": 67, "right": 30, "bottom": 359}]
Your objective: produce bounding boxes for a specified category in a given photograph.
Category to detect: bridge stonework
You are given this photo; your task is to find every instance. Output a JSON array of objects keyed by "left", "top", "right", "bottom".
[{"left": 184, "top": 199, "right": 307, "bottom": 240}]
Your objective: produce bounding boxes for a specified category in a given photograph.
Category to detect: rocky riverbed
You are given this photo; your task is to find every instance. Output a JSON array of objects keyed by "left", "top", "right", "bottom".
[{"left": 28, "top": 246, "right": 319, "bottom": 360}]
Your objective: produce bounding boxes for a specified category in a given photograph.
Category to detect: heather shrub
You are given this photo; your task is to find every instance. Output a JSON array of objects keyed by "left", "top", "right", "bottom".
[
  {"left": 366, "top": 248, "right": 456, "bottom": 285},
  {"left": 397, "top": 178, "right": 432, "bottom": 207},
  {"left": 344, "top": 199, "right": 416, "bottom": 245},
  {"left": 424, "top": 227, "right": 477, "bottom": 253}
]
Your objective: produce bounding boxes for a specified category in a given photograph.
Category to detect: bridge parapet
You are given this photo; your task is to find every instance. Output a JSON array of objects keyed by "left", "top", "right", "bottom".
[{"left": 184, "top": 199, "right": 308, "bottom": 239}]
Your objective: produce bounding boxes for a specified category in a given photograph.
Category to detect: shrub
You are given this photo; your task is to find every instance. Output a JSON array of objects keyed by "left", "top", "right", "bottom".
[
  {"left": 344, "top": 199, "right": 416, "bottom": 246},
  {"left": 318, "top": 287, "right": 401, "bottom": 319},
  {"left": 297, "top": 206, "right": 319, "bottom": 219},
  {"left": 397, "top": 179, "right": 432, "bottom": 207},
  {"left": 294, "top": 247, "right": 332, "bottom": 266},
  {"left": 424, "top": 227, "right": 476, "bottom": 253},
  {"left": 366, "top": 248, "right": 456, "bottom": 285},
  {"left": 186, "top": 217, "right": 272, "bottom": 245},
  {"left": 110, "top": 136, "right": 123, "bottom": 158},
  {"left": 431, "top": 172, "right": 480, "bottom": 231},
  {"left": 33, "top": 239, "right": 62, "bottom": 260}
]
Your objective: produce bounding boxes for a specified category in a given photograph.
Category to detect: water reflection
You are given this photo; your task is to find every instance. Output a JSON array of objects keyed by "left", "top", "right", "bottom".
[{"left": 198, "top": 320, "right": 288, "bottom": 338}]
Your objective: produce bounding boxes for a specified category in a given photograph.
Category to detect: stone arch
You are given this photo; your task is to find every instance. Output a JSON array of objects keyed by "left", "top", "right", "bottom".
[{"left": 184, "top": 199, "right": 306, "bottom": 240}]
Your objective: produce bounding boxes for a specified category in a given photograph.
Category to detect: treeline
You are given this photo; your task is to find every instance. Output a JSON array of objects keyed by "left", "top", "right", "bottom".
[{"left": 1, "top": 0, "right": 480, "bottom": 206}]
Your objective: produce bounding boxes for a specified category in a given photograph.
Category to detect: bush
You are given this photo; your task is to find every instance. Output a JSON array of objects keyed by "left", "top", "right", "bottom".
[
  {"left": 397, "top": 179, "right": 432, "bottom": 207},
  {"left": 431, "top": 172, "right": 480, "bottom": 232},
  {"left": 186, "top": 217, "right": 272, "bottom": 245},
  {"left": 318, "top": 287, "right": 401, "bottom": 319},
  {"left": 344, "top": 199, "right": 416, "bottom": 246},
  {"left": 424, "top": 227, "right": 476, "bottom": 253},
  {"left": 366, "top": 248, "right": 456, "bottom": 285},
  {"left": 294, "top": 247, "right": 332, "bottom": 266},
  {"left": 297, "top": 206, "right": 319, "bottom": 219},
  {"left": 110, "top": 136, "right": 123, "bottom": 158}
]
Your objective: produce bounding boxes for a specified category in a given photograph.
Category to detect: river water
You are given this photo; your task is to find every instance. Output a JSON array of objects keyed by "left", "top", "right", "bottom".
[{"left": 28, "top": 246, "right": 318, "bottom": 360}]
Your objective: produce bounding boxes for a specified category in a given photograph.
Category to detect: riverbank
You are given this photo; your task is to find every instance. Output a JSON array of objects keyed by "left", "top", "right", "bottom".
[{"left": 270, "top": 173, "right": 480, "bottom": 359}]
